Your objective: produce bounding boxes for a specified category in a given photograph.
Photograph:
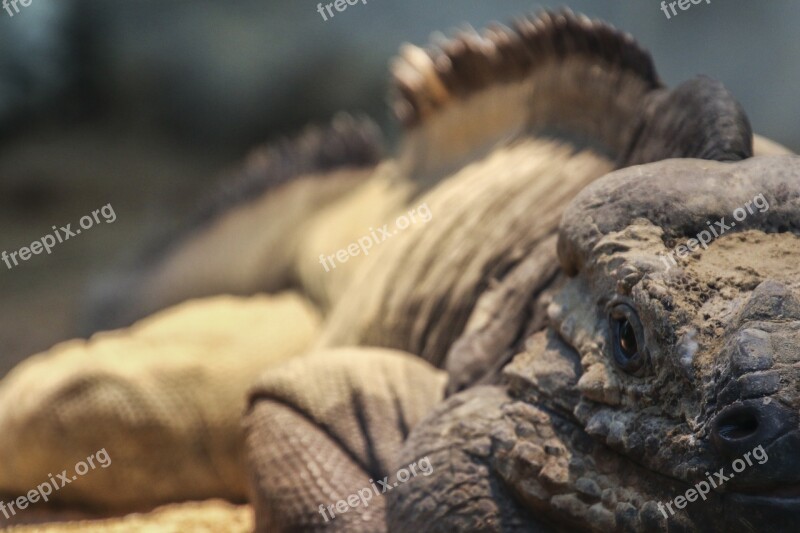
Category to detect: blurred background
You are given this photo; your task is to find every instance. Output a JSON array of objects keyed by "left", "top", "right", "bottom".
[{"left": 0, "top": 0, "right": 798, "bottom": 377}]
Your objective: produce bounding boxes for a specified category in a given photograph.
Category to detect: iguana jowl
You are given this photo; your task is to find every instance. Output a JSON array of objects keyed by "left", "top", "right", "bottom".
[{"left": 0, "top": 9, "right": 797, "bottom": 533}]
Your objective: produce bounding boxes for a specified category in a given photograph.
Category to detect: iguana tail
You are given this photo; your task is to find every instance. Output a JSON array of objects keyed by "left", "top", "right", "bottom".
[{"left": 85, "top": 114, "right": 383, "bottom": 332}]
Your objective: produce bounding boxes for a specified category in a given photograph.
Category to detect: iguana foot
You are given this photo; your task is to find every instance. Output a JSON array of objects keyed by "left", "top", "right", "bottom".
[{"left": 243, "top": 347, "right": 446, "bottom": 532}]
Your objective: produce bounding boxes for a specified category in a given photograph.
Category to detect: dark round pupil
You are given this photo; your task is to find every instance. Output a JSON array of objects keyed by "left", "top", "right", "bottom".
[{"left": 618, "top": 319, "right": 638, "bottom": 358}]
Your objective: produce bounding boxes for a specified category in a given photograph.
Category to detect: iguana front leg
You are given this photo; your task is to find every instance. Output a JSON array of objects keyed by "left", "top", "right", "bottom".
[{"left": 243, "top": 348, "right": 446, "bottom": 532}]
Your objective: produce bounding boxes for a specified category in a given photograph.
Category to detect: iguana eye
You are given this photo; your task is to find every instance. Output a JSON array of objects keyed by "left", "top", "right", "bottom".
[{"left": 608, "top": 303, "right": 646, "bottom": 374}]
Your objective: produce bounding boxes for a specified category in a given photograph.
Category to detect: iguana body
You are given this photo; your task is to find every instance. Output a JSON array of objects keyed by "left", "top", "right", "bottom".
[{"left": 0, "top": 9, "right": 797, "bottom": 533}]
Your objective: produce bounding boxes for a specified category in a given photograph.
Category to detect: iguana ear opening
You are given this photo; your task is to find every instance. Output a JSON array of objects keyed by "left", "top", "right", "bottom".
[{"left": 557, "top": 156, "right": 800, "bottom": 276}]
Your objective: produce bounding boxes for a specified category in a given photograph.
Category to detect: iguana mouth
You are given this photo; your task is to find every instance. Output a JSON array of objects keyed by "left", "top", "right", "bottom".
[
  {"left": 732, "top": 484, "right": 800, "bottom": 499},
  {"left": 759, "top": 485, "right": 800, "bottom": 499}
]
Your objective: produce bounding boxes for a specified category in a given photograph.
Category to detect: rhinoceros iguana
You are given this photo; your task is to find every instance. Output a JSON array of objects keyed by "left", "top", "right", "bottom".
[{"left": 0, "top": 8, "right": 797, "bottom": 533}]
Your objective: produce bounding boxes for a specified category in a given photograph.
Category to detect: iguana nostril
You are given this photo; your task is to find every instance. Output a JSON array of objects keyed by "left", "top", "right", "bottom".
[
  {"left": 716, "top": 408, "right": 759, "bottom": 441},
  {"left": 711, "top": 400, "right": 795, "bottom": 457}
]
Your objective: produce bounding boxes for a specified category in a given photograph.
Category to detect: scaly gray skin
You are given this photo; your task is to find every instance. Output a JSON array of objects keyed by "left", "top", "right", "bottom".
[{"left": 388, "top": 156, "right": 800, "bottom": 532}]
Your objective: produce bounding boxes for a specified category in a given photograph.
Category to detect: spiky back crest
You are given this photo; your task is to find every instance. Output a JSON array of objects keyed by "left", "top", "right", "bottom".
[
  {"left": 391, "top": 10, "right": 661, "bottom": 129},
  {"left": 391, "top": 9, "right": 752, "bottom": 187},
  {"left": 390, "top": 10, "right": 666, "bottom": 185}
]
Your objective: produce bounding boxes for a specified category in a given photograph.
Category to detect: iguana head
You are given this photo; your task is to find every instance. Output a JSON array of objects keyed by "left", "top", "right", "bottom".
[
  {"left": 514, "top": 154, "right": 800, "bottom": 528},
  {"left": 388, "top": 156, "right": 800, "bottom": 531}
]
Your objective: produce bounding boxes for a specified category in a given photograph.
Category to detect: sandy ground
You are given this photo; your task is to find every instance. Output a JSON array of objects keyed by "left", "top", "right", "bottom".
[{"left": 4, "top": 500, "right": 252, "bottom": 532}]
